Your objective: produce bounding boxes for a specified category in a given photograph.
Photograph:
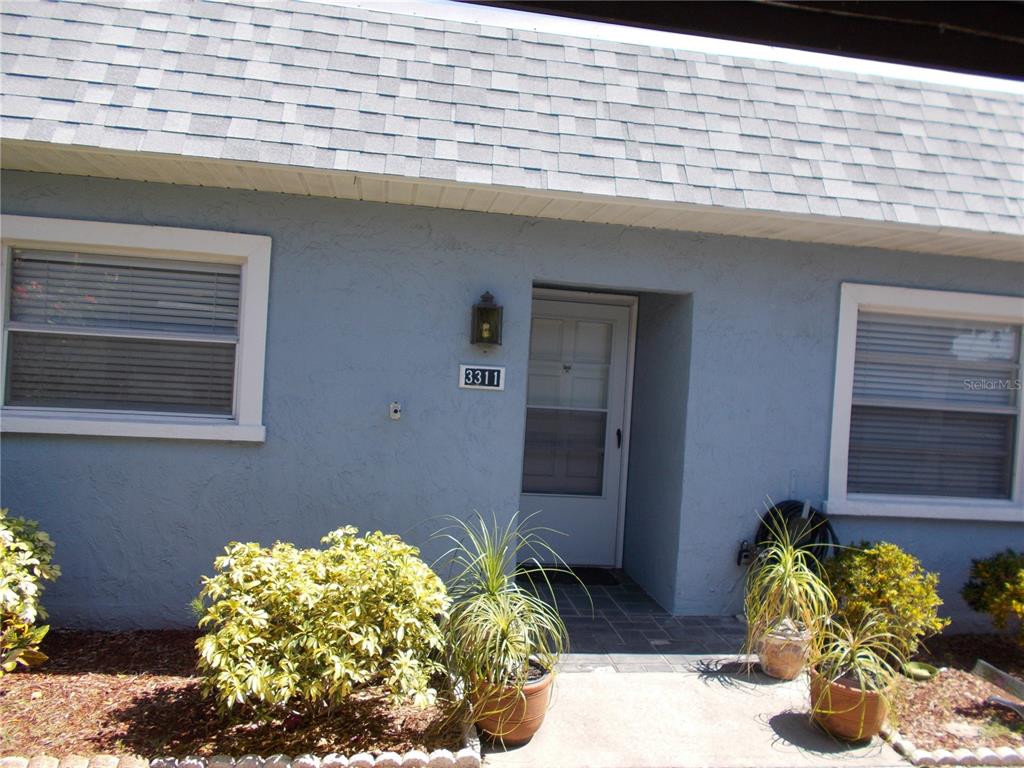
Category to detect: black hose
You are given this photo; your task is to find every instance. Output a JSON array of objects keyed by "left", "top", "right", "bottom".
[{"left": 754, "top": 499, "right": 839, "bottom": 565}]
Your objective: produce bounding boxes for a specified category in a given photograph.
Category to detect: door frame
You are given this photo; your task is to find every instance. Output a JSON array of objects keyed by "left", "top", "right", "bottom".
[{"left": 529, "top": 287, "right": 638, "bottom": 568}]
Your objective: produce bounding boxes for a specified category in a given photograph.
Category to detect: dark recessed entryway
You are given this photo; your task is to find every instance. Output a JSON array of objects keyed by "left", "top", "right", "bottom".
[{"left": 527, "top": 569, "right": 746, "bottom": 670}]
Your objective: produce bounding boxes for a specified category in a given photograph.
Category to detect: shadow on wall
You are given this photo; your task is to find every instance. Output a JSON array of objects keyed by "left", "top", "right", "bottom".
[{"left": 622, "top": 291, "right": 693, "bottom": 612}]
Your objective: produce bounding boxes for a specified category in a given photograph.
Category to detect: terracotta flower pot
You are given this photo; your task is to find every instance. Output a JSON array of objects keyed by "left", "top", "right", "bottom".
[
  {"left": 758, "top": 626, "right": 811, "bottom": 680},
  {"left": 473, "top": 668, "right": 553, "bottom": 745},
  {"left": 810, "top": 669, "right": 889, "bottom": 741}
]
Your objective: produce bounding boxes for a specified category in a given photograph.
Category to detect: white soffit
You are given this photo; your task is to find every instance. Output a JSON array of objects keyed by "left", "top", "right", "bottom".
[{"left": 3, "top": 140, "right": 1021, "bottom": 263}]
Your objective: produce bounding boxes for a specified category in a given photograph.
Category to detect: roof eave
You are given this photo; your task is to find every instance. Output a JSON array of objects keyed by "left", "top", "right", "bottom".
[{"left": 2, "top": 139, "right": 1020, "bottom": 263}]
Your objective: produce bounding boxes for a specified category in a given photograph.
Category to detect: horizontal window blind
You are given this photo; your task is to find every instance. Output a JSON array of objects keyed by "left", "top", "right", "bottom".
[
  {"left": 6, "top": 332, "right": 235, "bottom": 414},
  {"left": 11, "top": 250, "right": 240, "bottom": 336},
  {"left": 848, "top": 312, "right": 1021, "bottom": 499},
  {"left": 848, "top": 406, "right": 1014, "bottom": 498},
  {"left": 5, "top": 249, "right": 241, "bottom": 416},
  {"left": 853, "top": 314, "right": 1019, "bottom": 409}
]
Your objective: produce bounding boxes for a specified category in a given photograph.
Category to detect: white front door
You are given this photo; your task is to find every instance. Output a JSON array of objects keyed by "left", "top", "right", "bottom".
[{"left": 520, "top": 296, "right": 632, "bottom": 566}]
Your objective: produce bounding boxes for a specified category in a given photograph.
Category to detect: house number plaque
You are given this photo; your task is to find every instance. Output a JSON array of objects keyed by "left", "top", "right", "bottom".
[{"left": 459, "top": 365, "right": 505, "bottom": 391}]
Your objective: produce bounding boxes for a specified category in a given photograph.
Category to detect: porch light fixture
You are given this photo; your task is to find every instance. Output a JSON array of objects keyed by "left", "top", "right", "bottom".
[{"left": 471, "top": 291, "right": 503, "bottom": 345}]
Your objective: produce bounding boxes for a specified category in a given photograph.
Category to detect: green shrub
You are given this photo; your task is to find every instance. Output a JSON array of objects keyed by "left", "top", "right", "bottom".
[
  {"left": 825, "top": 541, "right": 948, "bottom": 659},
  {"left": 1, "top": 508, "right": 61, "bottom": 675},
  {"left": 962, "top": 549, "right": 1024, "bottom": 646},
  {"left": 195, "top": 526, "right": 449, "bottom": 718}
]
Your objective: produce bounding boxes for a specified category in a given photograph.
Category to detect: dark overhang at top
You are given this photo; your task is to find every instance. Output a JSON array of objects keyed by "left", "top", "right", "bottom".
[{"left": 471, "top": 1, "right": 1024, "bottom": 82}]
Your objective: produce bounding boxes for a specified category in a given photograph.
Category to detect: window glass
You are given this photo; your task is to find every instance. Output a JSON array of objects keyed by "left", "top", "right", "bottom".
[
  {"left": 848, "top": 312, "right": 1020, "bottom": 499},
  {"left": 6, "top": 249, "right": 241, "bottom": 416}
]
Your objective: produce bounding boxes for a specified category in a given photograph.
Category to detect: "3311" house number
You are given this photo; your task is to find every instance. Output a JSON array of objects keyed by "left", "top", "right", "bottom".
[{"left": 459, "top": 365, "right": 505, "bottom": 391}]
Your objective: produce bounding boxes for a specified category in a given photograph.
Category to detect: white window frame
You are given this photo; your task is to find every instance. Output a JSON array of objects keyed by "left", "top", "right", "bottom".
[
  {"left": 0, "top": 215, "right": 270, "bottom": 442},
  {"left": 826, "top": 282, "right": 1024, "bottom": 523}
]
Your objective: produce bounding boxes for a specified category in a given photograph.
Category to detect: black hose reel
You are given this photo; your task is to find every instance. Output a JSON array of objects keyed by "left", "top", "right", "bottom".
[{"left": 736, "top": 499, "right": 839, "bottom": 567}]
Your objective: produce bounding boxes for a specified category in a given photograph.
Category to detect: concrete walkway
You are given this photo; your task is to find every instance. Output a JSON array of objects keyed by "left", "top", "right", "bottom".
[{"left": 482, "top": 657, "right": 905, "bottom": 768}]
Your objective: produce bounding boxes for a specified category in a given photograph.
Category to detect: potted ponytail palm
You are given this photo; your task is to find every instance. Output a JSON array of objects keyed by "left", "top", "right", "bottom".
[
  {"left": 437, "top": 513, "right": 578, "bottom": 745},
  {"left": 810, "top": 613, "right": 902, "bottom": 741},
  {"left": 744, "top": 511, "right": 835, "bottom": 680}
]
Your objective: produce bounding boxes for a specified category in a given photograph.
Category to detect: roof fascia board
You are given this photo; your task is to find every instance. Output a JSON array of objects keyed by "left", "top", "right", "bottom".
[{"left": 2, "top": 140, "right": 1020, "bottom": 263}]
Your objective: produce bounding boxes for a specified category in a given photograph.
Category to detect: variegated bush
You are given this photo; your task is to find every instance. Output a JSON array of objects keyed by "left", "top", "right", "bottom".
[
  {"left": 194, "top": 526, "right": 449, "bottom": 718},
  {"left": 1, "top": 508, "right": 60, "bottom": 675}
]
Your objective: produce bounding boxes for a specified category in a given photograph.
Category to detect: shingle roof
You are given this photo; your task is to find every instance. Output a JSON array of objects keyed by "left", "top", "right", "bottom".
[{"left": 1, "top": 0, "right": 1022, "bottom": 237}]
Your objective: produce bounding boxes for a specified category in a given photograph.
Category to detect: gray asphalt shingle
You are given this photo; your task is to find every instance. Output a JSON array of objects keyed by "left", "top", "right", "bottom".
[{"left": 1, "top": 0, "right": 1021, "bottom": 236}]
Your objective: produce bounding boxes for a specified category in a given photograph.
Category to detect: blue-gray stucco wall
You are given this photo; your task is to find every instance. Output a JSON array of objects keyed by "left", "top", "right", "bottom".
[
  {"left": 1, "top": 170, "right": 1021, "bottom": 629},
  {"left": 623, "top": 292, "right": 692, "bottom": 610}
]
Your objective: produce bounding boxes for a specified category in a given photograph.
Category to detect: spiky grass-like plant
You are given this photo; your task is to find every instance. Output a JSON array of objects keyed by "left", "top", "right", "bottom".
[
  {"left": 435, "top": 512, "right": 586, "bottom": 725},
  {"left": 810, "top": 612, "right": 904, "bottom": 740},
  {"left": 743, "top": 508, "right": 836, "bottom": 659},
  {"left": 813, "top": 613, "right": 903, "bottom": 694}
]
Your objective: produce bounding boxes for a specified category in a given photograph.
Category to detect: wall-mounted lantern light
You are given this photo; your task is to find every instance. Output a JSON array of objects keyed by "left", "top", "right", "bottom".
[{"left": 471, "top": 291, "right": 503, "bottom": 346}]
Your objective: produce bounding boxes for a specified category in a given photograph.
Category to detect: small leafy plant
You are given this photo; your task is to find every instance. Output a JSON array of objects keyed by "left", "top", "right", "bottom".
[
  {"left": 194, "top": 526, "right": 449, "bottom": 718},
  {"left": 962, "top": 549, "right": 1024, "bottom": 646},
  {"left": 826, "top": 541, "right": 948, "bottom": 660},
  {"left": 1, "top": 508, "right": 60, "bottom": 676}
]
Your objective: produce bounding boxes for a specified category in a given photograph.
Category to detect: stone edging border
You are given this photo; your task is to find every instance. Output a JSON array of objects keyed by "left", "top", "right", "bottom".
[
  {"left": 0, "top": 729, "right": 481, "bottom": 768},
  {"left": 881, "top": 725, "right": 1024, "bottom": 766}
]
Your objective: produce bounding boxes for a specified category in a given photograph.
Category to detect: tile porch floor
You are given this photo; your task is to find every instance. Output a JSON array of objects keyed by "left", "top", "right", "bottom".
[{"left": 532, "top": 569, "right": 748, "bottom": 672}]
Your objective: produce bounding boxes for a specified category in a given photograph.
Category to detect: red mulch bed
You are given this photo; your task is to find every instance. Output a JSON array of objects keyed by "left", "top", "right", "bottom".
[
  {"left": 0, "top": 630, "right": 464, "bottom": 758},
  {"left": 891, "top": 633, "right": 1024, "bottom": 751}
]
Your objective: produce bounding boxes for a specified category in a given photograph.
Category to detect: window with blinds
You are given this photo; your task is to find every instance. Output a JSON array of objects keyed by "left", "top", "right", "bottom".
[
  {"left": 848, "top": 312, "right": 1021, "bottom": 499},
  {"left": 5, "top": 249, "right": 241, "bottom": 416}
]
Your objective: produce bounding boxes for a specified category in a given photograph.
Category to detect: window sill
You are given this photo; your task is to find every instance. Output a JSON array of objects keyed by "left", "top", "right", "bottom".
[
  {"left": 825, "top": 495, "right": 1023, "bottom": 523},
  {"left": 1, "top": 410, "right": 265, "bottom": 442}
]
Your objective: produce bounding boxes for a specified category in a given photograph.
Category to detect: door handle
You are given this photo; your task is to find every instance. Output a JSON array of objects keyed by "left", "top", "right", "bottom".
[{"left": 616, "top": 428, "right": 622, "bottom": 448}]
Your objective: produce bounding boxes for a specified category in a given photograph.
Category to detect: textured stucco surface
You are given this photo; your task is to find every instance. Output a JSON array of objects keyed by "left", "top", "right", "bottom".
[
  {"left": 623, "top": 292, "right": 691, "bottom": 609},
  {"left": 1, "top": 170, "right": 1021, "bottom": 628}
]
